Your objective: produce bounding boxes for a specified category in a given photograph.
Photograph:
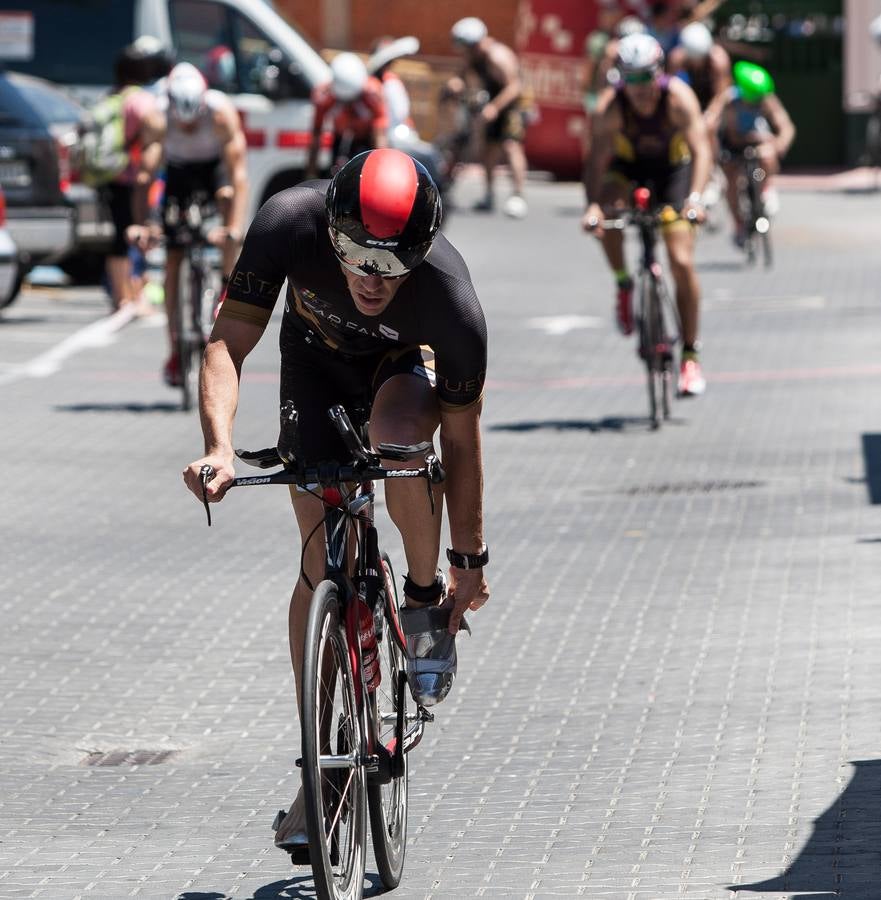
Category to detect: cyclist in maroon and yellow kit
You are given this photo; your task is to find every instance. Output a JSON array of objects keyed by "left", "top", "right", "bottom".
[{"left": 582, "top": 32, "right": 712, "bottom": 397}]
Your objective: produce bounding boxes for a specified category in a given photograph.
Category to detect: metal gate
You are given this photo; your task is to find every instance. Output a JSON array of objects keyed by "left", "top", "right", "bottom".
[{"left": 716, "top": 1, "right": 844, "bottom": 167}]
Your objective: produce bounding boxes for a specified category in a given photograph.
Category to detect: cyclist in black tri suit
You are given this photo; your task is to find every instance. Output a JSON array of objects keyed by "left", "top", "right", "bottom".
[
  {"left": 667, "top": 21, "right": 731, "bottom": 192},
  {"left": 182, "top": 148, "right": 490, "bottom": 856},
  {"left": 582, "top": 32, "right": 711, "bottom": 397},
  {"left": 446, "top": 16, "right": 529, "bottom": 218}
]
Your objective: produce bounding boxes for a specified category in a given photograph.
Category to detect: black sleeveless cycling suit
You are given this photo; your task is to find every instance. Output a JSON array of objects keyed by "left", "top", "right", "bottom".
[
  {"left": 608, "top": 76, "right": 692, "bottom": 209},
  {"left": 218, "top": 181, "right": 487, "bottom": 463},
  {"left": 469, "top": 52, "right": 524, "bottom": 143}
]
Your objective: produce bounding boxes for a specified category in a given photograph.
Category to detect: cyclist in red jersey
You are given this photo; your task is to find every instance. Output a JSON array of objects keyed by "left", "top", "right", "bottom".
[{"left": 306, "top": 52, "right": 388, "bottom": 178}]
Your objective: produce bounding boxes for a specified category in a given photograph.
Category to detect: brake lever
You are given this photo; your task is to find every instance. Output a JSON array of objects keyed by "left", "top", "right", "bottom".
[
  {"left": 425, "top": 472, "right": 435, "bottom": 516},
  {"left": 199, "top": 464, "right": 214, "bottom": 527},
  {"left": 424, "top": 454, "right": 444, "bottom": 515}
]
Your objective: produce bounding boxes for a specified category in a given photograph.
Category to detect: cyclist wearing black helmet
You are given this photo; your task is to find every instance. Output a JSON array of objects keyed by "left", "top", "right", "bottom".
[{"left": 182, "top": 148, "right": 489, "bottom": 854}]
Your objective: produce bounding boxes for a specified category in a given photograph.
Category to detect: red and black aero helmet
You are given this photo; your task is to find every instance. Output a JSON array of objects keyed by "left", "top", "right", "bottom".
[{"left": 326, "top": 149, "right": 442, "bottom": 278}]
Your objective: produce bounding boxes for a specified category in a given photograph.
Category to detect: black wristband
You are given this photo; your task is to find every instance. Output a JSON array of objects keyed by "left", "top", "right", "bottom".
[{"left": 446, "top": 544, "right": 489, "bottom": 570}]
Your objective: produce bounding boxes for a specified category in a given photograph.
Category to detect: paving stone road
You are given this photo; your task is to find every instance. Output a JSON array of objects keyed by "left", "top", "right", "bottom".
[{"left": 1, "top": 172, "right": 880, "bottom": 899}]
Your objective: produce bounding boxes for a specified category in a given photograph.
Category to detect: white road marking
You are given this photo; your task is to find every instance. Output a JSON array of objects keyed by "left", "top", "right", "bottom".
[
  {"left": 526, "top": 314, "right": 604, "bottom": 335},
  {"left": 0, "top": 305, "right": 137, "bottom": 386}
]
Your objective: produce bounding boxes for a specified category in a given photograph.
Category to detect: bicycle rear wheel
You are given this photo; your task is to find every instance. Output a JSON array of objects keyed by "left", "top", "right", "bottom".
[
  {"left": 368, "top": 553, "right": 409, "bottom": 888},
  {"left": 302, "top": 581, "right": 367, "bottom": 900}
]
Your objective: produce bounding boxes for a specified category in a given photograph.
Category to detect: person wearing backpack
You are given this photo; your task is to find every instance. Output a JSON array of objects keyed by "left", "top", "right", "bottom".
[{"left": 91, "top": 45, "right": 165, "bottom": 313}]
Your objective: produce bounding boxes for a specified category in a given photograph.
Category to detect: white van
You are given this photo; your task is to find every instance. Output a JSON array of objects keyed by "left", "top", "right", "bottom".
[{"left": 0, "top": 0, "right": 331, "bottom": 222}]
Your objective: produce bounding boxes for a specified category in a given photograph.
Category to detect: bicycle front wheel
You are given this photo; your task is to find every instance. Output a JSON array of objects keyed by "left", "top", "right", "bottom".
[
  {"left": 302, "top": 581, "right": 367, "bottom": 900},
  {"left": 639, "top": 275, "right": 664, "bottom": 429},
  {"left": 368, "top": 553, "right": 409, "bottom": 888}
]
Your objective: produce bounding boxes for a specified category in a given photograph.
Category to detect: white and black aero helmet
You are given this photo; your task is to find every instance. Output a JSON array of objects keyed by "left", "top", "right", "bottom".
[{"left": 326, "top": 149, "right": 442, "bottom": 278}]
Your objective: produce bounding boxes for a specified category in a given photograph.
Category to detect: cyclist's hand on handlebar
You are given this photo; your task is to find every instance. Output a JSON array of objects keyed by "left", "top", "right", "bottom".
[
  {"left": 206, "top": 225, "right": 241, "bottom": 248},
  {"left": 581, "top": 203, "right": 604, "bottom": 235},
  {"left": 126, "top": 223, "right": 161, "bottom": 252},
  {"left": 183, "top": 452, "right": 236, "bottom": 503},
  {"left": 681, "top": 198, "right": 706, "bottom": 225},
  {"left": 446, "top": 568, "right": 489, "bottom": 635}
]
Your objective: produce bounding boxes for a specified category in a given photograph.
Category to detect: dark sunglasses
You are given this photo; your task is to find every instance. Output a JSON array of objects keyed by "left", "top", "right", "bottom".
[{"left": 623, "top": 70, "right": 657, "bottom": 85}]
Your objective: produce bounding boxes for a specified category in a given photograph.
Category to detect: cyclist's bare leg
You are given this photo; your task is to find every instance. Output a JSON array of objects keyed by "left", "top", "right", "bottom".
[
  {"left": 106, "top": 254, "right": 134, "bottom": 310},
  {"left": 163, "top": 248, "right": 184, "bottom": 354},
  {"left": 502, "top": 138, "right": 527, "bottom": 197},
  {"left": 662, "top": 223, "right": 700, "bottom": 348},
  {"left": 597, "top": 180, "right": 629, "bottom": 273},
  {"left": 369, "top": 373, "right": 444, "bottom": 606},
  {"left": 480, "top": 141, "right": 502, "bottom": 203},
  {"left": 722, "top": 159, "right": 743, "bottom": 232}
]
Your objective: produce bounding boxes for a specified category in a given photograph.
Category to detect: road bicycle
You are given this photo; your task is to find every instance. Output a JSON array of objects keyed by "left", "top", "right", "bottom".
[
  {"left": 589, "top": 187, "right": 684, "bottom": 430},
  {"left": 199, "top": 402, "right": 443, "bottom": 899},
  {"left": 734, "top": 146, "right": 772, "bottom": 268},
  {"left": 164, "top": 192, "right": 223, "bottom": 411}
]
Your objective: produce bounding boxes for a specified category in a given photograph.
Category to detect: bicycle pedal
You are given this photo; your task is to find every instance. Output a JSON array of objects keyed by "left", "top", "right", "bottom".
[{"left": 417, "top": 706, "right": 435, "bottom": 723}]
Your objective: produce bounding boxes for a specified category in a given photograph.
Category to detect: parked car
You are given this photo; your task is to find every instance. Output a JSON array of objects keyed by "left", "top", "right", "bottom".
[
  {"left": 0, "top": 0, "right": 332, "bottom": 223},
  {"left": 0, "top": 185, "right": 22, "bottom": 309},
  {"left": 0, "top": 68, "right": 112, "bottom": 282}
]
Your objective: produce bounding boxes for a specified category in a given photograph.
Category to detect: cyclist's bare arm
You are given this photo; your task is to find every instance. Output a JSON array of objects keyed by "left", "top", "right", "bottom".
[
  {"left": 216, "top": 103, "right": 249, "bottom": 239},
  {"left": 132, "top": 107, "right": 166, "bottom": 224},
  {"left": 306, "top": 106, "right": 326, "bottom": 178},
  {"left": 438, "top": 401, "right": 489, "bottom": 632},
  {"left": 763, "top": 94, "right": 796, "bottom": 158},
  {"left": 182, "top": 315, "right": 266, "bottom": 501},
  {"left": 582, "top": 87, "right": 619, "bottom": 224},
  {"left": 670, "top": 78, "right": 712, "bottom": 200},
  {"left": 703, "top": 45, "right": 732, "bottom": 130}
]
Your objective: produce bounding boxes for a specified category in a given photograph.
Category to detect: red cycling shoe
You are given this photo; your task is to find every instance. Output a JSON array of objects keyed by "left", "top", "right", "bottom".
[
  {"left": 163, "top": 353, "right": 183, "bottom": 388},
  {"left": 616, "top": 279, "right": 634, "bottom": 335}
]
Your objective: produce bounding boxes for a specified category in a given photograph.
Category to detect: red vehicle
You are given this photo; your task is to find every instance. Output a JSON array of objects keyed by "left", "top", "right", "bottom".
[{"left": 516, "top": 0, "right": 598, "bottom": 179}]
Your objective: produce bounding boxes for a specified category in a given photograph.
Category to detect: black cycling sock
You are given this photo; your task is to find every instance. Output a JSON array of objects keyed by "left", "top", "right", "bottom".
[{"left": 403, "top": 571, "right": 444, "bottom": 606}]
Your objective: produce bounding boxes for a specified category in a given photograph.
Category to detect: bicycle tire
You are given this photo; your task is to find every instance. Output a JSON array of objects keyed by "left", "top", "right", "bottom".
[
  {"left": 761, "top": 229, "right": 773, "bottom": 269},
  {"left": 865, "top": 112, "right": 881, "bottom": 169},
  {"left": 302, "top": 580, "right": 367, "bottom": 900},
  {"left": 639, "top": 275, "right": 663, "bottom": 429},
  {"left": 368, "top": 553, "right": 409, "bottom": 888},
  {"left": 183, "top": 261, "right": 204, "bottom": 411},
  {"left": 175, "top": 258, "right": 196, "bottom": 411},
  {"left": 655, "top": 279, "right": 675, "bottom": 419}
]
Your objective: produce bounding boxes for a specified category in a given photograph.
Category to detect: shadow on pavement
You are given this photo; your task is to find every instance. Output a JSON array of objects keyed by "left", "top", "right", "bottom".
[
  {"left": 55, "top": 402, "right": 182, "bottom": 414},
  {"left": 176, "top": 870, "right": 384, "bottom": 899},
  {"left": 729, "top": 759, "right": 881, "bottom": 896},
  {"left": 695, "top": 259, "right": 747, "bottom": 272},
  {"left": 490, "top": 415, "right": 683, "bottom": 433},
  {"left": 0, "top": 316, "right": 49, "bottom": 326},
  {"left": 861, "top": 434, "right": 881, "bottom": 504}
]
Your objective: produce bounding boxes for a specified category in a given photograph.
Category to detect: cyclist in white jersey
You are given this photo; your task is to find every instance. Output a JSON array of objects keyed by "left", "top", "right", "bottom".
[{"left": 156, "top": 63, "right": 248, "bottom": 386}]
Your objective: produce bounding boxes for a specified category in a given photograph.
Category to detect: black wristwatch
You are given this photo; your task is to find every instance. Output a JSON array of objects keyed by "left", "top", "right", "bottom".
[{"left": 446, "top": 544, "right": 489, "bottom": 570}]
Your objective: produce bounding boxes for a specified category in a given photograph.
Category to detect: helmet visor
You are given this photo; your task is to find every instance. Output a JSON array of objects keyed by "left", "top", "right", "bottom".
[{"left": 329, "top": 227, "right": 426, "bottom": 278}]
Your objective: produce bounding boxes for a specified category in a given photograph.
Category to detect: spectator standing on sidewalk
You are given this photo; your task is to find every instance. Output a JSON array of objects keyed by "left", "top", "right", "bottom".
[
  {"left": 102, "top": 44, "right": 165, "bottom": 313},
  {"left": 446, "top": 17, "right": 529, "bottom": 219}
]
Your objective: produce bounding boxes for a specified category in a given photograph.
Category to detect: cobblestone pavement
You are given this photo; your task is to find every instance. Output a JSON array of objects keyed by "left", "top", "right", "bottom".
[{"left": 1, "top": 174, "right": 880, "bottom": 900}]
